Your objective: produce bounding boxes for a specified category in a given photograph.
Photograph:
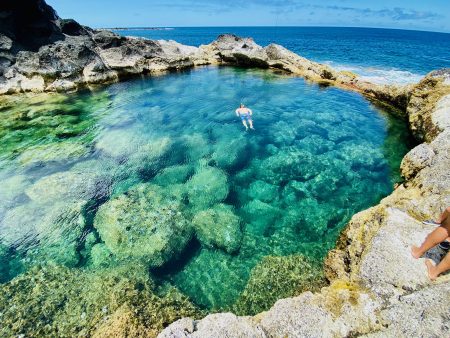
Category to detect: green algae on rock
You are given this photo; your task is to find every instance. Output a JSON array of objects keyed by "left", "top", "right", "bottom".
[
  {"left": 192, "top": 204, "right": 243, "bottom": 254},
  {"left": 233, "top": 255, "right": 325, "bottom": 315},
  {"left": 1, "top": 200, "right": 88, "bottom": 268},
  {"left": 0, "top": 265, "right": 203, "bottom": 337},
  {"left": 186, "top": 167, "right": 229, "bottom": 209},
  {"left": 94, "top": 183, "right": 193, "bottom": 267}
]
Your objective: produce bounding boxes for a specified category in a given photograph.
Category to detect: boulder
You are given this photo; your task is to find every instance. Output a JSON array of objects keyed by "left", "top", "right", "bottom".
[
  {"left": 186, "top": 167, "right": 229, "bottom": 209},
  {"left": 233, "top": 255, "right": 324, "bottom": 315},
  {"left": 158, "top": 313, "right": 265, "bottom": 338},
  {"left": 25, "top": 168, "right": 111, "bottom": 204},
  {"left": 192, "top": 204, "right": 243, "bottom": 254},
  {"left": 247, "top": 180, "right": 279, "bottom": 203},
  {"left": 0, "top": 200, "right": 87, "bottom": 267},
  {"left": 93, "top": 183, "right": 193, "bottom": 267},
  {"left": 400, "top": 143, "right": 435, "bottom": 180}
]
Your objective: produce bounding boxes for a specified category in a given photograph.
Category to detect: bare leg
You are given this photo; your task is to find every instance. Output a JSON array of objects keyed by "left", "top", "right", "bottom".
[
  {"left": 242, "top": 120, "right": 248, "bottom": 130},
  {"left": 411, "top": 226, "right": 449, "bottom": 259},
  {"left": 249, "top": 119, "right": 254, "bottom": 129},
  {"left": 425, "top": 252, "right": 450, "bottom": 280}
]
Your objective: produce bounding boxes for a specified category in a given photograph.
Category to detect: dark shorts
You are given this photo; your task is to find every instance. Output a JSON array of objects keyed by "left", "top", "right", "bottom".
[{"left": 240, "top": 113, "right": 251, "bottom": 121}]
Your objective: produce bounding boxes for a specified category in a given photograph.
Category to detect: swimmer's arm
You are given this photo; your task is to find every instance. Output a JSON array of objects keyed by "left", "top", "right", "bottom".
[
  {"left": 235, "top": 109, "right": 240, "bottom": 116},
  {"left": 248, "top": 109, "right": 253, "bottom": 115}
]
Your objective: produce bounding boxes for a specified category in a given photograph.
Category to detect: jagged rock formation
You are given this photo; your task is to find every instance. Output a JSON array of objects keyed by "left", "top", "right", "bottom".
[
  {"left": 1, "top": 1, "right": 412, "bottom": 113},
  {"left": 159, "top": 71, "right": 450, "bottom": 337}
]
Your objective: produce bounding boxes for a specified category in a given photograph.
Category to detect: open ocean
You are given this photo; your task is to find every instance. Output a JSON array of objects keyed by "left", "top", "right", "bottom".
[{"left": 114, "top": 26, "right": 450, "bottom": 84}]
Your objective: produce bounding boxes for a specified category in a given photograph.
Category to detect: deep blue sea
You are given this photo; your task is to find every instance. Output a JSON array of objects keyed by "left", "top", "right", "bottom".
[{"left": 114, "top": 27, "right": 450, "bottom": 84}]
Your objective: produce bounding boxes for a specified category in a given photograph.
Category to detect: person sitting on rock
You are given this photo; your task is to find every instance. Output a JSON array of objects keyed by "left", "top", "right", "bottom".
[
  {"left": 411, "top": 206, "right": 450, "bottom": 280},
  {"left": 235, "top": 103, "right": 254, "bottom": 130}
]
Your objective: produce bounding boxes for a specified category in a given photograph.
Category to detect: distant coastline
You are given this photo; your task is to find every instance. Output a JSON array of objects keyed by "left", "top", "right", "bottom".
[{"left": 103, "top": 27, "right": 174, "bottom": 31}]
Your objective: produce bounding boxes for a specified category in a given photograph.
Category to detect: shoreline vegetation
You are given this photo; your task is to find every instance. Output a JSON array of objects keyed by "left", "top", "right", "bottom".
[{"left": 0, "top": 1, "right": 449, "bottom": 337}]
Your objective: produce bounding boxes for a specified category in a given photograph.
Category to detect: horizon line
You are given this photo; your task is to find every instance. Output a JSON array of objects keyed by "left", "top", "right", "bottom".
[{"left": 94, "top": 25, "right": 450, "bottom": 35}]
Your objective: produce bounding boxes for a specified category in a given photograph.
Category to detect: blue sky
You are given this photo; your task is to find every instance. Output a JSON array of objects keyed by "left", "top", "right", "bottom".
[{"left": 47, "top": 0, "right": 450, "bottom": 33}]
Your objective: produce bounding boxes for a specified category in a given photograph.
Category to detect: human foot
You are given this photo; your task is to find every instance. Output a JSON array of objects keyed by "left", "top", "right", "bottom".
[
  {"left": 425, "top": 259, "right": 439, "bottom": 280},
  {"left": 411, "top": 245, "right": 422, "bottom": 259}
]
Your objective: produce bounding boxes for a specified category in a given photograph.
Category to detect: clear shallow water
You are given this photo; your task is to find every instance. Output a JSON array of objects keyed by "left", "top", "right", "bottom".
[
  {"left": 0, "top": 67, "right": 411, "bottom": 312},
  {"left": 114, "top": 27, "right": 450, "bottom": 84}
]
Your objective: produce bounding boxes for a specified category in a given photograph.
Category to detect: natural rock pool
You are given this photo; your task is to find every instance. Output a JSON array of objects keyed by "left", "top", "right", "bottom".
[{"left": 0, "top": 66, "right": 411, "bottom": 319}]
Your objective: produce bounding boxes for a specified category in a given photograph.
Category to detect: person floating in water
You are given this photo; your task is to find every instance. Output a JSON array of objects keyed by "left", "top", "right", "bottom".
[
  {"left": 411, "top": 206, "right": 450, "bottom": 280},
  {"left": 235, "top": 103, "right": 254, "bottom": 130}
]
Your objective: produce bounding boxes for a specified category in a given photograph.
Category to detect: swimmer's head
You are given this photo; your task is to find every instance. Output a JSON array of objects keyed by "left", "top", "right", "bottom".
[{"left": 240, "top": 103, "right": 245, "bottom": 108}]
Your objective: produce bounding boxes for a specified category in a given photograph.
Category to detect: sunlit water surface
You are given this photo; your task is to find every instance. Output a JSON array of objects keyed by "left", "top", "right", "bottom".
[{"left": 0, "top": 67, "right": 411, "bottom": 310}]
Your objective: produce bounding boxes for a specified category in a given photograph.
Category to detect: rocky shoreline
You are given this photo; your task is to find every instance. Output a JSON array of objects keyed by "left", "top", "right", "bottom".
[
  {"left": 1, "top": 2, "right": 410, "bottom": 113},
  {"left": 1, "top": 1, "right": 449, "bottom": 337}
]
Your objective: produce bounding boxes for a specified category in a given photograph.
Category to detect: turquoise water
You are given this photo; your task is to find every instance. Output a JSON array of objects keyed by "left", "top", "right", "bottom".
[
  {"left": 0, "top": 67, "right": 411, "bottom": 312},
  {"left": 115, "top": 27, "right": 450, "bottom": 84}
]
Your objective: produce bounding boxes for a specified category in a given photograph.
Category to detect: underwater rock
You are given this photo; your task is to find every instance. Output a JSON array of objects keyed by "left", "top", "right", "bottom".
[
  {"left": 281, "top": 180, "right": 310, "bottom": 205},
  {"left": 233, "top": 255, "right": 325, "bottom": 315},
  {"left": 88, "top": 243, "right": 114, "bottom": 268},
  {"left": 0, "top": 265, "right": 203, "bottom": 337},
  {"left": 25, "top": 168, "right": 111, "bottom": 204},
  {"left": 186, "top": 167, "right": 229, "bottom": 209},
  {"left": 247, "top": 180, "right": 279, "bottom": 203},
  {"left": 16, "top": 141, "right": 89, "bottom": 166},
  {"left": 192, "top": 204, "right": 243, "bottom": 254},
  {"left": 153, "top": 165, "right": 194, "bottom": 186},
  {"left": 0, "top": 243, "right": 9, "bottom": 282},
  {"left": 181, "top": 133, "right": 212, "bottom": 162},
  {"left": 338, "top": 142, "right": 386, "bottom": 171},
  {"left": 0, "top": 174, "right": 29, "bottom": 215},
  {"left": 295, "top": 134, "right": 335, "bottom": 155},
  {"left": 281, "top": 198, "right": 333, "bottom": 240},
  {"left": 259, "top": 148, "right": 324, "bottom": 184},
  {"left": 211, "top": 137, "right": 249, "bottom": 170},
  {"left": 271, "top": 121, "right": 297, "bottom": 146},
  {"left": 0, "top": 200, "right": 87, "bottom": 267},
  {"left": 241, "top": 199, "right": 281, "bottom": 236},
  {"left": 95, "top": 128, "right": 144, "bottom": 158},
  {"left": 93, "top": 183, "right": 193, "bottom": 267}
]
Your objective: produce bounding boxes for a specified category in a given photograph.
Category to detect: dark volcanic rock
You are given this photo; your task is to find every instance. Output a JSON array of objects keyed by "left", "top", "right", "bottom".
[
  {"left": 60, "top": 19, "right": 90, "bottom": 36},
  {"left": 0, "top": 0, "right": 63, "bottom": 51}
]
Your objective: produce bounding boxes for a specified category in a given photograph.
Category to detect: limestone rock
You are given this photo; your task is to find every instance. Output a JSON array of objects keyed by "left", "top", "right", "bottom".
[
  {"left": 93, "top": 183, "right": 193, "bottom": 267},
  {"left": 407, "top": 69, "right": 450, "bottom": 141},
  {"left": 25, "top": 168, "right": 111, "bottom": 203},
  {"left": 17, "top": 141, "right": 89, "bottom": 166},
  {"left": 400, "top": 143, "right": 435, "bottom": 180},
  {"left": 358, "top": 208, "right": 431, "bottom": 300},
  {"left": 362, "top": 282, "right": 450, "bottom": 337},
  {"left": 0, "top": 200, "right": 87, "bottom": 267},
  {"left": 186, "top": 167, "right": 229, "bottom": 209},
  {"left": 158, "top": 313, "right": 266, "bottom": 338},
  {"left": 192, "top": 204, "right": 243, "bottom": 254}
]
